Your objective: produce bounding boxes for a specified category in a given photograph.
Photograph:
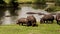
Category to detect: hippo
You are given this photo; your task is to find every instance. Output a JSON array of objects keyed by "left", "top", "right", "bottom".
[
  {"left": 56, "top": 13, "right": 60, "bottom": 25},
  {"left": 16, "top": 18, "right": 30, "bottom": 26},
  {"left": 27, "top": 15, "right": 37, "bottom": 26},
  {"left": 40, "top": 14, "right": 54, "bottom": 24}
]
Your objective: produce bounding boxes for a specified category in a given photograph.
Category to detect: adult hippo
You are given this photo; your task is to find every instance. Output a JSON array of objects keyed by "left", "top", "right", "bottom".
[
  {"left": 56, "top": 13, "right": 60, "bottom": 25},
  {"left": 16, "top": 18, "right": 30, "bottom": 26},
  {"left": 40, "top": 14, "right": 54, "bottom": 24},
  {"left": 27, "top": 15, "right": 37, "bottom": 26}
]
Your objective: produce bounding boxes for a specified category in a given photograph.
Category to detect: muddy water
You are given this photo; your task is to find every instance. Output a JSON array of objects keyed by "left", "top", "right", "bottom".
[
  {"left": 0, "top": 4, "right": 49, "bottom": 25},
  {"left": 2, "top": 10, "right": 12, "bottom": 25},
  {"left": 18, "top": 6, "right": 49, "bottom": 22}
]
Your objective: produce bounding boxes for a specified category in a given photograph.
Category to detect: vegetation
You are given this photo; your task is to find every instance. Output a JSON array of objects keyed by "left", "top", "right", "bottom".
[
  {"left": 0, "top": 0, "right": 6, "bottom": 7},
  {"left": 0, "top": 0, "right": 4, "bottom": 4},
  {"left": 55, "top": 0, "right": 60, "bottom": 6},
  {"left": 34, "top": 0, "right": 46, "bottom": 4},
  {"left": 0, "top": 23, "right": 60, "bottom": 34},
  {"left": 55, "top": 6, "right": 60, "bottom": 11},
  {"left": 1, "top": 0, "right": 60, "bottom": 12},
  {"left": 45, "top": 5, "right": 56, "bottom": 12}
]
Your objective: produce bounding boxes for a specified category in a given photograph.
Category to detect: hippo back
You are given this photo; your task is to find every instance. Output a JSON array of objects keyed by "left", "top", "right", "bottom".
[
  {"left": 17, "top": 18, "right": 28, "bottom": 24},
  {"left": 43, "top": 14, "right": 54, "bottom": 20},
  {"left": 27, "top": 15, "right": 36, "bottom": 22},
  {"left": 19, "top": 18, "right": 28, "bottom": 22}
]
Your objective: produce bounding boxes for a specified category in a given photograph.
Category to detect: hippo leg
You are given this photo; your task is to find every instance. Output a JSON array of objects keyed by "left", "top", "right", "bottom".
[
  {"left": 44, "top": 21, "right": 45, "bottom": 23},
  {"left": 27, "top": 22, "right": 31, "bottom": 26},
  {"left": 46, "top": 21, "right": 48, "bottom": 24},
  {"left": 17, "top": 22, "right": 20, "bottom": 25},
  {"left": 57, "top": 20, "right": 58, "bottom": 24},
  {"left": 51, "top": 20, "right": 53, "bottom": 24},
  {"left": 32, "top": 23, "right": 36, "bottom": 27},
  {"left": 22, "top": 23, "right": 23, "bottom": 25},
  {"left": 57, "top": 20, "right": 60, "bottom": 25}
]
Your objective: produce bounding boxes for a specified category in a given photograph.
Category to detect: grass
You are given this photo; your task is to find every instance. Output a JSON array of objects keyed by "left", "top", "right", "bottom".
[
  {"left": 4, "top": 0, "right": 35, "bottom": 3},
  {"left": 0, "top": 22, "right": 60, "bottom": 34},
  {"left": 17, "top": 0, "right": 34, "bottom": 2},
  {"left": 55, "top": 6, "right": 60, "bottom": 11}
]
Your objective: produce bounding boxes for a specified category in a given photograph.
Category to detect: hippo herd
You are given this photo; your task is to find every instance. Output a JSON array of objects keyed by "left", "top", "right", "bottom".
[
  {"left": 17, "top": 15, "right": 37, "bottom": 26},
  {"left": 16, "top": 13, "right": 60, "bottom": 26}
]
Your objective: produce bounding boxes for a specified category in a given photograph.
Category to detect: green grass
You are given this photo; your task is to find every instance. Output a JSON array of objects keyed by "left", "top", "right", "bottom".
[
  {"left": 55, "top": 6, "right": 60, "bottom": 11},
  {"left": 0, "top": 22, "right": 60, "bottom": 34},
  {"left": 4, "top": 0, "right": 35, "bottom": 3}
]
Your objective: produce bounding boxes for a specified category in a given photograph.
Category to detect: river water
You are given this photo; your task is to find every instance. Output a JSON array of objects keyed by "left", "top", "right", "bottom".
[{"left": 0, "top": 4, "right": 56, "bottom": 25}]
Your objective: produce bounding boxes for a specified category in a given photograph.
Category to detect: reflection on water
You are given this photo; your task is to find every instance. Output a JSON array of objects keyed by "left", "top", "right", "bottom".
[
  {"left": 18, "top": 6, "right": 33, "bottom": 18},
  {"left": 3, "top": 17, "right": 12, "bottom": 25},
  {"left": 4, "top": 10, "right": 10, "bottom": 16},
  {"left": 2, "top": 10, "right": 12, "bottom": 25}
]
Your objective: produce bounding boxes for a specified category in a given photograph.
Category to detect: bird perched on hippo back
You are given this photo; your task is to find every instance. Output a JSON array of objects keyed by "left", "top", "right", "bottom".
[
  {"left": 27, "top": 15, "right": 37, "bottom": 26},
  {"left": 56, "top": 13, "right": 60, "bottom": 25},
  {"left": 16, "top": 18, "right": 29, "bottom": 26},
  {"left": 40, "top": 14, "right": 54, "bottom": 24}
]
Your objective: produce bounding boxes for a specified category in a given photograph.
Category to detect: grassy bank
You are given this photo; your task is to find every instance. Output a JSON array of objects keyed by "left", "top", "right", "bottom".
[
  {"left": 0, "top": 22, "right": 60, "bottom": 34},
  {"left": 4, "top": 0, "right": 34, "bottom": 3}
]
